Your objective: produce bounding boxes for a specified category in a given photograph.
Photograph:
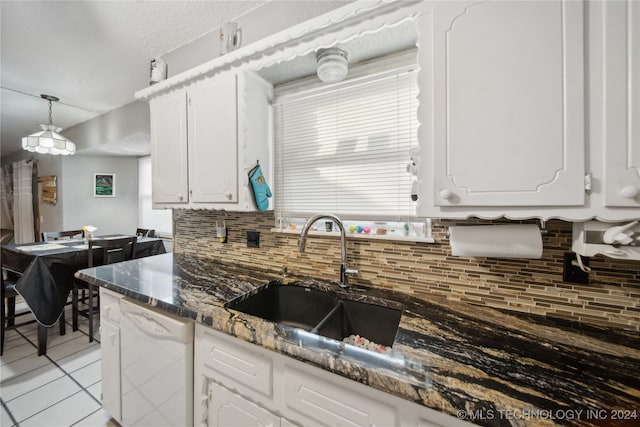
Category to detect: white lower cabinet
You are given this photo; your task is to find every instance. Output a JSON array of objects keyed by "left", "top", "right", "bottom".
[
  {"left": 194, "top": 324, "right": 470, "bottom": 427},
  {"left": 284, "top": 366, "right": 395, "bottom": 426},
  {"left": 99, "top": 289, "right": 123, "bottom": 423},
  {"left": 100, "top": 319, "right": 121, "bottom": 421},
  {"left": 208, "top": 382, "right": 282, "bottom": 427}
]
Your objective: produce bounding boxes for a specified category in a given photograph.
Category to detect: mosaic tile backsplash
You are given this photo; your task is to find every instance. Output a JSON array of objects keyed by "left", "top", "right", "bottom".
[{"left": 174, "top": 210, "right": 640, "bottom": 330}]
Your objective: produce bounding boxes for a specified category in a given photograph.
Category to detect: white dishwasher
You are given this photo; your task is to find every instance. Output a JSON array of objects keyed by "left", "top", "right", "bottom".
[{"left": 119, "top": 299, "right": 194, "bottom": 427}]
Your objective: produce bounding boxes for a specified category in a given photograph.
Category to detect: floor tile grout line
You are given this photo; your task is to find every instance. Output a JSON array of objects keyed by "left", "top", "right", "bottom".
[
  {"left": 69, "top": 407, "right": 105, "bottom": 427},
  {"left": 5, "top": 322, "right": 103, "bottom": 406},
  {"left": 4, "top": 347, "right": 102, "bottom": 423},
  {"left": 36, "top": 342, "right": 103, "bottom": 408},
  {"left": 1, "top": 317, "right": 104, "bottom": 424},
  {"left": 1, "top": 397, "right": 20, "bottom": 427},
  {"left": 2, "top": 364, "right": 68, "bottom": 404},
  {"left": 14, "top": 388, "right": 93, "bottom": 426}
]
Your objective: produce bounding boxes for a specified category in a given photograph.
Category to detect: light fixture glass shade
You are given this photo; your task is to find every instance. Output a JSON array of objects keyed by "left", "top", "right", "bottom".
[
  {"left": 317, "top": 48, "right": 349, "bottom": 83},
  {"left": 22, "top": 124, "right": 76, "bottom": 155}
]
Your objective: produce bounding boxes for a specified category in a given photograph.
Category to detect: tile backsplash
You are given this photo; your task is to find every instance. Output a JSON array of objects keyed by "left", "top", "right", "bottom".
[{"left": 174, "top": 210, "right": 640, "bottom": 330}]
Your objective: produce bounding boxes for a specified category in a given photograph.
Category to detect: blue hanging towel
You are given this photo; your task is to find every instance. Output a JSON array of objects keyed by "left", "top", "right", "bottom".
[{"left": 248, "top": 163, "right": 272, "bottom": 211}]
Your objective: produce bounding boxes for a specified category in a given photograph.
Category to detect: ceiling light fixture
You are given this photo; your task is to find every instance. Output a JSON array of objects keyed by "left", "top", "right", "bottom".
[
  {"left": 22, "top": 94, "right": 76, "bottom": 155},
  {"left": 316, "top": 48, "right": 349, "bottom": 83}
]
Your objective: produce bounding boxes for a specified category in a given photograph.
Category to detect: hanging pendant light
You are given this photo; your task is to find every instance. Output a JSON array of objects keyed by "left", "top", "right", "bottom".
[{"left": 22, "top": 94, "right": 76, "bottom": 155}]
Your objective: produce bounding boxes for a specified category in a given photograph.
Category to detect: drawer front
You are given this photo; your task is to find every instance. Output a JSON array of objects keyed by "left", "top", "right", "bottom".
[
  {"left": 100, "top": 288, "right": 122, "bottom": 323},
  {"left": 285, "top": 366, "right": 396, "bottom": 427},
  {"left": 197, "top": 327, "right": 273, "bottom": 397}
]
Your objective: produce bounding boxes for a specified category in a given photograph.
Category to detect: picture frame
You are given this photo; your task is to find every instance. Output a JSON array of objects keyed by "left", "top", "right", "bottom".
[{"left": 94, "top": 173, "right": 115, "bottom": 197}]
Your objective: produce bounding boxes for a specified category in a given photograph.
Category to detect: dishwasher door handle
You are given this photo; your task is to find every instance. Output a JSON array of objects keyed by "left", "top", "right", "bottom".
[{"left": 123, "top": 310, "right": 172, "bottom": 337}]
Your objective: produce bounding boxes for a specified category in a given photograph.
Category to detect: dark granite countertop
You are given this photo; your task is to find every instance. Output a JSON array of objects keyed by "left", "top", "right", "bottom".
[{"left": 75, "top": 253, "right": 640, "bottom": 426}]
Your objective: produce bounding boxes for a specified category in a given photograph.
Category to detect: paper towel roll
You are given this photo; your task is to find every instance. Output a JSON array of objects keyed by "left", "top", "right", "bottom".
[{"left": 449, "top": 224, "right": 543, "bottom": 258}]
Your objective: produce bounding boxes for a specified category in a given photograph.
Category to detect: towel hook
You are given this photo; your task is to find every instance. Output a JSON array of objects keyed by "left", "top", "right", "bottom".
[{"left": 572, "top": 253, "right": 591, "bottom": 273}]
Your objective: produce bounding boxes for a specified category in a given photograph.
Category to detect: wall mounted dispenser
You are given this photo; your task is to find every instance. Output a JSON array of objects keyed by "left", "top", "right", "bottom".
[{"left": 572, "top": 220, "right": 640, "bottom": 261}]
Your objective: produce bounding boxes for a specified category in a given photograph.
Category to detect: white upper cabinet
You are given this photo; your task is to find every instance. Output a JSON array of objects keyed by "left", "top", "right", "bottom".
[
  {"left": 188, "top": 73, "right": 238, "bottom": 204},
  {"left": 148, "top": 72, "right": 272, "bottom": 210},
  {"left": 601, "top": 0, "right": 640, "bottom": 208},
  {"left": 150, "top": 90, "right": 189, "bottom": 204},
  {"left": 417, "top": 0, "right": 639, "bottom": 220},
  {"left": 419, "top": 0, "right": 585, "bottom": 211}
]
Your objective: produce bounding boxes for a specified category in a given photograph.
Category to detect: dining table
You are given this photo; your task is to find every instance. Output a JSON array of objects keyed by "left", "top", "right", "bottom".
[{"left": 1, "top": 235, "right": 166, "bottom": 355}]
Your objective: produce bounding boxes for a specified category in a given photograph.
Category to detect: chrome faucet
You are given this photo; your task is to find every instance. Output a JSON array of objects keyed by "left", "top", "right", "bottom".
[{"left": 298, "top": 213, "right": 358, "bottom": 289}]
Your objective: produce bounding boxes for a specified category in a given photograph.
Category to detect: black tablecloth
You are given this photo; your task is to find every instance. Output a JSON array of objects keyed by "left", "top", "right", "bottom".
[{"left": 1, "top": 236, "right": 166, "bottom": 326}]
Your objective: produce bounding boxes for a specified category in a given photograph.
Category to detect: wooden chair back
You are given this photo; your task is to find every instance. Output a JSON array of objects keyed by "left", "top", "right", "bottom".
[
  {"left": 136, "top": 228, "right": 156, "bottom": 238},
  {"left": 88, "top": 237, "right": 137, "bottom": 267},
  {"left": 42, "top": 230, "right": 84, "bottom": 242}
]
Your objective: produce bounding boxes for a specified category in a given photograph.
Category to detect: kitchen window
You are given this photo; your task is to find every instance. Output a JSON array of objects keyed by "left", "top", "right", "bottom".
[{"left": 273, "top": 50, "right": 418, "bottom": 222}]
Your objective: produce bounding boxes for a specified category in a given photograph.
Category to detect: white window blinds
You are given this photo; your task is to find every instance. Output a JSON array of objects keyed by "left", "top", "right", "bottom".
[{"left": 274, "top": 62, "right": 418, "bottom": 219}]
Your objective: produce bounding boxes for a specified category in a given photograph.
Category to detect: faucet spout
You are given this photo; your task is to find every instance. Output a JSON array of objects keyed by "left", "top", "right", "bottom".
[{"left": 298, "top": 213, "right": 358, "bottom": 288}]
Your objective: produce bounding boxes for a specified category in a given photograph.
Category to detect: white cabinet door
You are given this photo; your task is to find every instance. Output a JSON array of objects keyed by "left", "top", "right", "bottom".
[
  {"left": 422, "top": 0, "right": 585, "bottom": 207},
  {"left": 150, "top": 90, "right": 189, "bottom": 204},
  {"left": 602, "top": 0, "right": 640, "bottom": 207},
  {"left": 284, "top": 366, "right": 396, "bottom": 427},
  {"left": 208, "top": 382, "right": 280, "bottom": 427},
  {"left": 188, "top": 73, "right": 238, "bottom": 203},
  {"left": 100, "top": 320, "right": 121, "bottom": 422}
]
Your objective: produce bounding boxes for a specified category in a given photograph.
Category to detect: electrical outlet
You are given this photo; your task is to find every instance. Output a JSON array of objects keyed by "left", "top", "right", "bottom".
[
  {"left": 563, "top": 252, "right": 589, "bottom": 284},
  {"left": 247, "top": 231, "right": 260, "bottom": 248}
]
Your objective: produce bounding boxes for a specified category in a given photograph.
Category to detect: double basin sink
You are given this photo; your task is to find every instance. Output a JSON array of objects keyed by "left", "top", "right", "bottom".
[{"left": 227, "top": 283, "right": 403, "bottom": 348}]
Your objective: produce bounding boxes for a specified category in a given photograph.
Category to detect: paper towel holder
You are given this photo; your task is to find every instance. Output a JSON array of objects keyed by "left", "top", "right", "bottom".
[
  {"left": 539, "top": 219, "right": 548, "bottom": 234},
  {"left": 446, "top": 222, "right": 547, "bottom": 238}
]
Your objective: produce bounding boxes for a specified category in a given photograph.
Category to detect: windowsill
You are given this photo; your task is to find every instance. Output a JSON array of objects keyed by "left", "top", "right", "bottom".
[{"left": 270, "top": 228, "right": 435, "bottom": 243}]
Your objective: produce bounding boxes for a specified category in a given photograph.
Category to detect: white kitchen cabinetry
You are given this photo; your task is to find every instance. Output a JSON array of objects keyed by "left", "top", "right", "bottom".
[
  {"left": 188, "top": 73, "right": 239, "bottom": 204},
  {"left": 417, "top": 0, "right": 640, "bottom": 220},
  {"left": 207, "top": 382, "right": 282, "bottom": 427},
  {"left": 284, "top": 366, "right": 396, "bottom": 426},
  {"left": 601, "top": 0, "right": 640, "bottom": 208},
  {"left": 194, "top": 324, "right": 469, "bottom": 427},
  {"left": 99, "top": 288, "right": 123, "bottom": 423},
  {"left": 150, "top": 90, "right": 189, "bottom": 204},
  {"left": 418, "top": 0, "right": 585, "bottom": 213},
  {"left": 149, "top": 71, "right": 273, "bottom": 210}
]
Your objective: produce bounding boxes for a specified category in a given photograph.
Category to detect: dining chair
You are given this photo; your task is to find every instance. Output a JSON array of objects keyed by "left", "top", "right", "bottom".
[
  {"left": 1, "top": 268, "right": 65, "bottom": 355},
  {"left": 136, "top": 228, "right": 156, "bottom": 238},
  {"left": 73, "top": 236, "right": 137, "bottom": 341},
  {"left": 1, "top": 269, "right": 33, "bottom": 355},
  {"left": 42, "top": 230, "right": 86, "bottom": 322},
  {"left": 42, "top": 229, "right": 84, "bottom": 242}
]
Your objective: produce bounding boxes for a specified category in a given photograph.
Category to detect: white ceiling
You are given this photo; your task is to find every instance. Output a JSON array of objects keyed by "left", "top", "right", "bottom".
[{"left": 0, "top": 0, "right": 263, "bottom": 159}]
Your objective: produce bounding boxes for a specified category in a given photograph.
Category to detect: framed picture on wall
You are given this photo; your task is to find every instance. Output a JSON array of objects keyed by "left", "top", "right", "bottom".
[{"left": 94, "top": 173, "right": 116, "bottom": 197}]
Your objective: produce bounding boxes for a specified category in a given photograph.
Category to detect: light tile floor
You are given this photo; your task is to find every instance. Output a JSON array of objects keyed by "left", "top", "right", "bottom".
[{"left": 1, "top": 303, "right": 119, "bottom": 426}]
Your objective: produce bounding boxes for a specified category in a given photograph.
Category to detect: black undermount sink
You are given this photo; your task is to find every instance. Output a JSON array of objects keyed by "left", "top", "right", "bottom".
[{"left": 228, "top": 283, "right": 403, "bottom": 347}]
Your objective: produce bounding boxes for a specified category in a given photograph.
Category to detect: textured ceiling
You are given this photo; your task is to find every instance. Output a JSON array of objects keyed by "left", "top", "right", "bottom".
[{"left": 0, "top": 0, "right": 263, "bottom": 158}]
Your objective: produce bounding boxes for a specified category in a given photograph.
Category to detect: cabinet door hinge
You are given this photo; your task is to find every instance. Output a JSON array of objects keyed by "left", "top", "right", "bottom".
[{"left": 584, "top": 173, "right": 592, "bottom": 194}]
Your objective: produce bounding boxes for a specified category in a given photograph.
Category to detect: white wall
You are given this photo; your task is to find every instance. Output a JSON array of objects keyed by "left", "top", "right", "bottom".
[{"left": 60, "top": 155, "right": 138, "bottom": 235}]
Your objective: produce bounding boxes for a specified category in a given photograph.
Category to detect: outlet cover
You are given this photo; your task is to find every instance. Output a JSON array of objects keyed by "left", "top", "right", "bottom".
[
  {"left": 247, "top": 231, "right": 260, "bottom": 248},
  {"left": 563, "top": 252, "right": 589, "bottom": 284}
]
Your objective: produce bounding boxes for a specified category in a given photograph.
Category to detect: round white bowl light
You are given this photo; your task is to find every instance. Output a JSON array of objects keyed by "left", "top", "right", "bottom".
[{"left": 316, "top": 48, "right": 349, "bottom": 83}]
